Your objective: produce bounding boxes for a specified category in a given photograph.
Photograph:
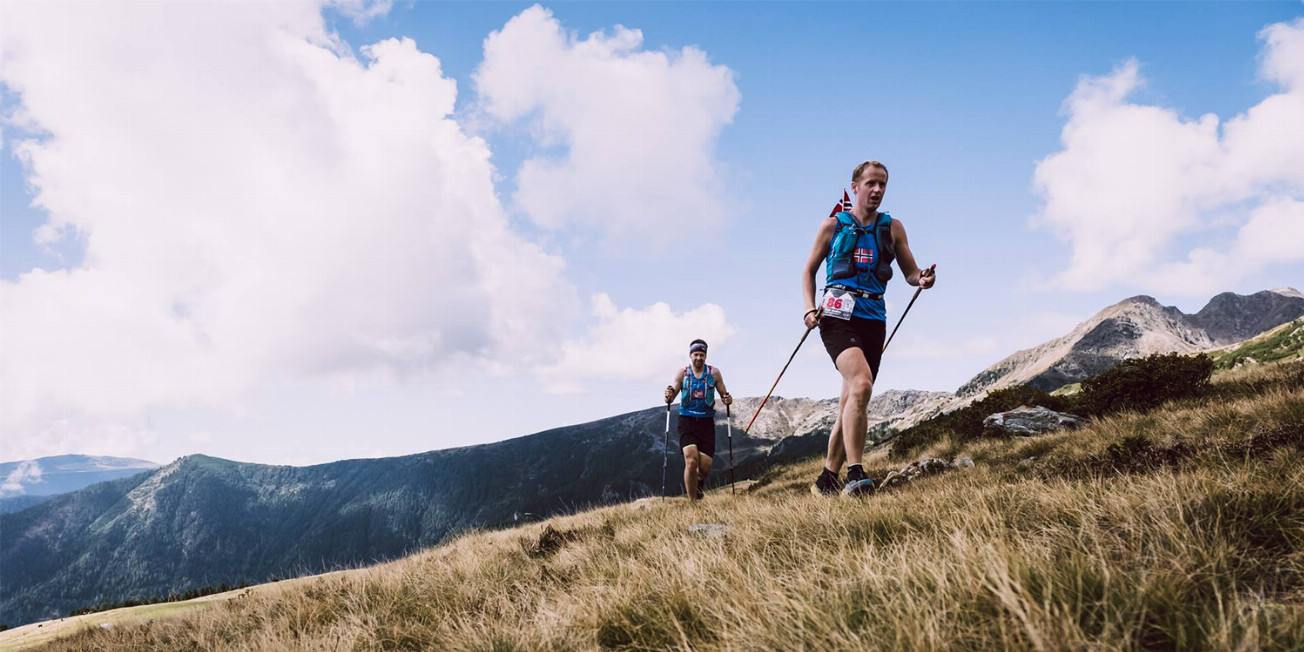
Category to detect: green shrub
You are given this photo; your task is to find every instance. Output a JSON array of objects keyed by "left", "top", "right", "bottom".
[
  {"left": 1076, "top": 353, "right": 1213, "bottom": 417},
  {"left": 888, "top": 354, "right": 1219, "bottom": 459}
]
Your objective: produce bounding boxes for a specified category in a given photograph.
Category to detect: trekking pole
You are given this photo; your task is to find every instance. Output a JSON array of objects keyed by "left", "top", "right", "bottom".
[
  {"left": 726, "top": 403, "right": 735, "bottom": 495},
  {"left": 661, "top": 401, "right": 671, "bottom": 501},
  {"left": 882, "top": 264, "right": 935, "bottom": 353},
  {"left": 866, "top": 264, "right": 936, "bottom": 453},
  {"left": 743, "top": 316, "right": 819, "bottom": 435}
]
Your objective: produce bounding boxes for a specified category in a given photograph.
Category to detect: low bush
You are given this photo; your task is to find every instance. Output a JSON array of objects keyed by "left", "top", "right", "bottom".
[
  {"left": 1076, "top": 352, "right": 1213, "bottom": 417},
  {"left": 890, "top": 353, "right": 1221, "bottom": 459}
]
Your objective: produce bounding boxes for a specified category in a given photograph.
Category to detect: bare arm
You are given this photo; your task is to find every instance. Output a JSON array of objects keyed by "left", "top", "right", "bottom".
[
  {"left": 802, "top": 218, "right": 838, "bottom": 328},
  {"left": 664, "top": 368, "right": 687, "bottom": 403},
  {"left": 891, "top": 219, "right": 935, "bottom": 288},
  {"left": 712, "top": 368, "right": 732, "bottom": 405}
]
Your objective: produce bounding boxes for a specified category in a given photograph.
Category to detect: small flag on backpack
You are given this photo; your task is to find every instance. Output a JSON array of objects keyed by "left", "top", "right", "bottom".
[{"left": 829, "top": 190, "right": 852, "bottom": 217}]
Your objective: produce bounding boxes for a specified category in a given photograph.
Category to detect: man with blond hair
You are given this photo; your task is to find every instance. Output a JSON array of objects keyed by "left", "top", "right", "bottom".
[{"left": 801, "top": 160, "right": 936, "bottom": 496}]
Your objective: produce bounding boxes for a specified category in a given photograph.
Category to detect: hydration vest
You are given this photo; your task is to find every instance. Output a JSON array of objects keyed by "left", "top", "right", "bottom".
[
  {"left": 680, "top": 365, "right": 716, "bottom": 417},
  {"left": 826, "top": 211, "right": 895, "bottom": 288}
]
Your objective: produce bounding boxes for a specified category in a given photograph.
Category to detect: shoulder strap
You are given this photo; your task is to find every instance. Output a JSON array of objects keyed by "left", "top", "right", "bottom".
[
  {"left": 834, "top": 211, "right": 859, "bottom": 229},
  {"left": 877, "top": 213, "right": 895, "bottom": 249}
]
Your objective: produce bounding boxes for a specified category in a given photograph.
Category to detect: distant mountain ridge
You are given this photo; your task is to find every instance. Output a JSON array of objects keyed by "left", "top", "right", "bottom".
[
  {"left": 0, "top": 391, "right": 951, "bottom": 627},
  {"left": 0, "top": 455, "right": 159, "bottom": 497},
  {"left": 0, "top": 455, "right": 159, "bottom": 514},
  {"left": 958, "top": 288, "right": 1304, "bottom": 397},
  {"left": 729, "top": 389, "right": 955, "bottom": 442},
  {"left": 1191, "top": 288, "right": 1304, "bottom": 344}
]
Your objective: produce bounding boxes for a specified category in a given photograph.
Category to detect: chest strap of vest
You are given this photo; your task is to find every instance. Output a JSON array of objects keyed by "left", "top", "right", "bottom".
[
  {"left": 823, "top": 285, "right": 883, "bottom": 300},
  {"left": 682, "top": 365, "right": 714, "bottom": 400}
]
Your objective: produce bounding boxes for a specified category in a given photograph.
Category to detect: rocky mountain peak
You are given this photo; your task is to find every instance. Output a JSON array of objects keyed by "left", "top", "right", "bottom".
[
  {"left": 1116, "top": 295, "right": 1160, "bottom": 308},
  {"left": 1190, "top": 289, "right": 1304, "bottom": 345},
  {"left": 958, "top": 288, "right": 1304, "bottom": 397}
]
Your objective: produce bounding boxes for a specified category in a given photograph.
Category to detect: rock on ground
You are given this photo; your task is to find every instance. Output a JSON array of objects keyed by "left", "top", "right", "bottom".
[{"left": 983, "top": 405, "right": 1086, "bottom": 436}]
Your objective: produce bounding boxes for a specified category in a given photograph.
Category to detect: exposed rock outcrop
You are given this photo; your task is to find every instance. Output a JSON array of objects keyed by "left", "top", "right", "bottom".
[{"left": 983, "top": 406, "right": 1087, "bottom": 436}]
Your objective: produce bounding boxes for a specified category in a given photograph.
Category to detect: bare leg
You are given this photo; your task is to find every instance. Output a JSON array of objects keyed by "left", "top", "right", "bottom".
[
  {"left": 825, "top": 381, "right": 850, "bottom": 473},
  {"left": 682, "top": 446, "right": 701, "bottom": 501},
  {"left": 698, "top": 453, "right": 713, "bottom": 490},
  {"left": 834, "top": 347, "right": 875, "bottom": 467}
]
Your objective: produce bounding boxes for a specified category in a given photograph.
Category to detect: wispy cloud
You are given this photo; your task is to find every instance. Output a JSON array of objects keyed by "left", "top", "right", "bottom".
[{"left": 1, "top": 461, "right": 42, "bottom": 497}]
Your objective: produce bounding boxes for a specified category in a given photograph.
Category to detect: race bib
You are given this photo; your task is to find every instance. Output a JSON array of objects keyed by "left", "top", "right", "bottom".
[{"left": 821, "top": 289, "right": 856, "bottom": 320}]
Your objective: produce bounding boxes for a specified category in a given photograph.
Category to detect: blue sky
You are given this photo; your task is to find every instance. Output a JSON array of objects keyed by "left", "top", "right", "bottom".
[{"left": 2, "top": 1, "right": 1302, "bottom": 465}]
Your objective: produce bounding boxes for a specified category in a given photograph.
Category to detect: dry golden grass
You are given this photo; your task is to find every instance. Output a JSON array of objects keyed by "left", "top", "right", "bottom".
[{"left": 29, "top": 363, "right": 1304, "bottom": 651}]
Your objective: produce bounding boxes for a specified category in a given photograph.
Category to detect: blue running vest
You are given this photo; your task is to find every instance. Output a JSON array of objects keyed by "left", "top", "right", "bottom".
[
  {"left": 680, "top": 365, "right": 716, "bottom": 417},
  {"left": 825, "top": 211, "right": 892, "bottom": 321}
]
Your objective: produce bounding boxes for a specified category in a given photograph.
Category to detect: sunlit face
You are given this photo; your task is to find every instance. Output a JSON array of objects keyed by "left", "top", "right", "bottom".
[
  {"left": 851, "top": 166, "right": 888, "bottom": 212},
  {"left": 689, "top": 351, "right": 707, "bottom": 368}
]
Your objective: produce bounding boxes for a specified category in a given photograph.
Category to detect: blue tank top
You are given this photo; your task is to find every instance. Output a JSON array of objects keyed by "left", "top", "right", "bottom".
[
  {"left": 825, "top": 211, "right": 889, "bottom": 321},
  {"left": 679, "top": 365, "right": 715, "bottom": 417}
]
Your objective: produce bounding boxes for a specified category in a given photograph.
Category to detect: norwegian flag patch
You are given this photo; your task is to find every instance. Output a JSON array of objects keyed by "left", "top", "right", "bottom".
[{"left": 854, "top": 248, "right": 873, "bottom": 264}]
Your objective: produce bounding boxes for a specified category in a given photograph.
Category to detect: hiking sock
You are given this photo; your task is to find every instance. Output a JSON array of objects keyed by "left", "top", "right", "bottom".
[
  {"left": 842, "top": 464, "right": 875, "bottom": 497},
  {"left": 813, "top": 467, "right": 843, "bottom": 496},
  {"left": 846, "top": 464, "right": 866, "bottom": 483}
]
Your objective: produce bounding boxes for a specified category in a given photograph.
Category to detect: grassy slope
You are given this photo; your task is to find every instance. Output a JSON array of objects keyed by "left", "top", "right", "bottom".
[
  {"left": 0, "top": 602, "right": 220, "bottom": 651},
  {"left": 0, "top": 571, "right": 358, "bottom": 652},
  {"left": 14, "top": 362, "right": 1304, "bottom": 652},
  {"left": 1212, "top": 317, "right": 1304, "bottom": 370}
]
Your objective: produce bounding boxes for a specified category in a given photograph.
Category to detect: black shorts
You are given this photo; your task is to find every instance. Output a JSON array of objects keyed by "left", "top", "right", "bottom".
[
  {"left": 677, "top": 414, "right": 717, "bottom": 458},
  {"left": 819, "top": 316, "right": 886, "bottom": 380}
]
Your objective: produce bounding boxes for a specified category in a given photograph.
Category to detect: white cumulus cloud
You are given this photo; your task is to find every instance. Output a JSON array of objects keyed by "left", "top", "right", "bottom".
[
  {"left": 536, "top": 293, "right": 736, "bottom": 393},
  {"left": 1033, "top": 16, "right": 1304, "bottom": 295},
  {"left": 1154, "top": 197, "right": 1304, "bottom": 291},
  {"left": 0, "top": 2, "right": 745, "bottom": 462},
  {"left": 473, "top": 5, "right": 740, "bottom": 242},
  {"left": 0, "top": 1, "right": 577, "bottom": 458}
]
